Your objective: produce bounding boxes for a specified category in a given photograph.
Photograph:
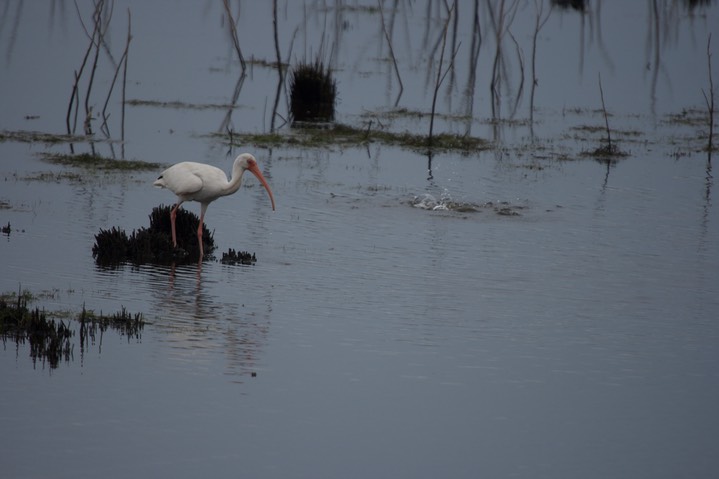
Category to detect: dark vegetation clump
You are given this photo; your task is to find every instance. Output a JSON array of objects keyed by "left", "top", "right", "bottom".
[
  {"left": 589, "top": 142, "right": 629, "bottom": 158},
  {"left": 551, "top": 0, "right": 586, "bottom": 12},
  {"left": 290, "top": 59, "right": 337, "bottom": 123},
  {"left": 1, "top": 292, "right": 72, "bottom": 369},
  {"left": 1, "top": 290, "right": 144, "bottom": 369},
  {"left": 221, "top": 248, "right": 257, "bottom": 266},
  {"left": 79, "top": 305, "right": 144, "bottom": 347},
  {"left": 92, "top": 204, "right": 215, "bottom": 266}
]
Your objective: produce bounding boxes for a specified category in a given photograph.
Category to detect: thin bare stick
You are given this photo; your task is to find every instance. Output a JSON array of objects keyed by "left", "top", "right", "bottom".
[
  {"left": 222, "top": 0, "right": 246, "bottom": 73},
  {"left": 429, "top": 4, "right": 456, "bottom": 147},
  {"left": 378, "top": 0, "right": 403, "bottom": 105},
  {"left": 66, "top": 70, "right": 81, "bottom": 135},
  {"left": 67, "top": 1, "right": 103, "bottom": 134},
  {"left": 100, "top": 10, "right": 131, "bottom": 137},
  {"left": 463, "top": 0, "right": 482, "bottom": 135},
  {"left": 508, "top": 30, "right": 524, "bottom": 119},
  {"left": 270, "top": 0, "right": 282, "bottom": 132},
  {"left": 701, "top": 33, "right": 714, "bottom": 156},
  {"left": 121, "top": 9, "right": 131, "bottom": 149},
  {"left": 530, "top": 0, "right": 551, "bottom": 127},
  {"left": 84, "top": 0, "right": 109, "bottom": 135},
  {"left": 598, "top": 72, "right": 612, "bottom": 150}
]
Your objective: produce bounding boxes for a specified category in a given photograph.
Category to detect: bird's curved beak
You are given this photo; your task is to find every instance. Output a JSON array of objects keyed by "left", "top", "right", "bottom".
[{"left": 248, "top": 164, "right": 276, "bottom": 211}]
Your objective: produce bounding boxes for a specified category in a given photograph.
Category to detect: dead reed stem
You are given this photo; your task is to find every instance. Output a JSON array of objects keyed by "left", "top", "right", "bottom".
[
  {"left": 508, "top": 30, "right": 524, "bottom": 119},
  {"left": 530, "top": 0, "right": 551, "bottom": 127},
  {"left": 121, "top": 9, "right": 131, "bottom": 150},
  {"left": 67, "top": 1, "right": 104, "bottom": 135},
  {"left": 223, "top": 0, "right": 246, "bottom": 73},
  {"left": 100, "top": 9, "right": 132, "bottom": 139},
  {"left": 463, "top": 0, "right": 482, "bottom": 133},
  {"left": 702, "top": 33, "right": 714, "bottom": 157},
  {"left": 378, "top": 0, "right": 404, "bottom": 106},
  {"left": 429, "top": 4, "right": 458, "bottom": 147},
  {"left": 598, "top": 72, "right": 612, "bottom": 150},
  {"left": 84, "top": 1, "right": 109, "bottom": 135}
]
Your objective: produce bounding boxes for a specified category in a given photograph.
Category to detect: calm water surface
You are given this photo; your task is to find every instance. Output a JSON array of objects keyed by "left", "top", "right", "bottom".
[{"left": 1, "top": 2, "right": 718, "bottom": 478}]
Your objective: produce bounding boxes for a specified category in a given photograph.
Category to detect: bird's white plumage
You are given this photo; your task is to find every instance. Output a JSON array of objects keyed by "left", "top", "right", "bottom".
[
  {"left": 154, "top": 161, "right": 229, "bottom": 202},
  {"left": 152, "top": 153, "right": 276, "bottom": 259}
]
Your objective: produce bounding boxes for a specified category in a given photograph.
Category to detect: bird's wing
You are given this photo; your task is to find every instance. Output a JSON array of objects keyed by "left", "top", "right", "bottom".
[{"left": 156, "top": 162, "right": 204, "bottom": 196}]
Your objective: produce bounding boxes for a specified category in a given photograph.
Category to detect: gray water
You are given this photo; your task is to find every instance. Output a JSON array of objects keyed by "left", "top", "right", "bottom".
[{"left": 1, "top": 2, "right": 718, "bottom": 478}]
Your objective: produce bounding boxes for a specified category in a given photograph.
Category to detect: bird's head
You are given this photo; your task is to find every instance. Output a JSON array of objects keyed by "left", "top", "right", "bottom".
[
  {"left": 237, "top": 153, "right": 258, "bottom": 171},
  {"left": 235, "top": 153, "right": 276, "bottom": 211}
]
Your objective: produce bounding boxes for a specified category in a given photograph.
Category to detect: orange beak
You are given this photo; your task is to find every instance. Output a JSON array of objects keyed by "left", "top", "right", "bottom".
[{"left": 248, "top": 163, "right": 276, "bottom": 211}]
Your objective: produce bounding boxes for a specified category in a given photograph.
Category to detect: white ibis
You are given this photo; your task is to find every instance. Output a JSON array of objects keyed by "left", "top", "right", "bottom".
[{"left": 153, "top": 153, "right": 276, "bottom": 258}]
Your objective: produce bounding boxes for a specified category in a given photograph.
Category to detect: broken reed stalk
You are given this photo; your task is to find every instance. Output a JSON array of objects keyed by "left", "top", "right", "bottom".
[
  {"left": 598, "top": 72, "right": 612, "bottom": 150},
  {"left": 84, "top": 0, "right": 109, "bottom": 135},
  {"left": 702, "top": 33, "right": 714, "bottom": 157},
  {"left": 508, "top": 30, "right": 524, "bottom": 119},
  {"left": 100, "top": 9, "right": 132, "bottom": 139},
  {"left": 121, "top": 9, "right": 130, "bottom": 150},
  {"left": 530, "top": 0, "right": 552, "bottom": 126},
  {"left": 463, "top": 0, "right": 481, "bottom": 131},
  {"left": 378, "top": 0, "right": 404, "bottom": 105},
  {"left": 270, "top": 0, "right": 282, "bottom": 132},
  {"left": 222, "top": 0, "right": 246, "bottom": 73},
  {"left": 66, "top": 1, "right": 104, "bottom": 135},
  {"left": 429, "top": 4, "right": 457, "bottom": 147}
]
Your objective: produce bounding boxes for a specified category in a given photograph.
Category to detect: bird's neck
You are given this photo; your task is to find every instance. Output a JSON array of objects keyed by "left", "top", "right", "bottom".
[{"left": 224, "top": 165, "right": 245, "bottom": 196}]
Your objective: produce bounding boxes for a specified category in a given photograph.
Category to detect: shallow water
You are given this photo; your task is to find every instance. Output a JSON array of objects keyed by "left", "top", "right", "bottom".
[{"left": 2, "top": 2, "right": 719, "bottom": 478}]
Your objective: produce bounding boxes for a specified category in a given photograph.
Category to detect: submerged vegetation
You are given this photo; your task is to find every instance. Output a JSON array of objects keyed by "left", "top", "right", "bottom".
[
  {"left": 93, "top": 206, "right": 261, "bottom": 266},
  {"left": 290, "top": 59, "right": 337, "bottom": 123},
  {"left": 0, "top": 289, "right": 143, "bottom": 369},
  {"left": 216, "top": 122, "right": 492, "bottom": 153},
  {"left": 41, "top": 152, "right": 163, "bottom": 171},
  {"left": 93, "top": 205, "right": 216, "bottom": 265}
]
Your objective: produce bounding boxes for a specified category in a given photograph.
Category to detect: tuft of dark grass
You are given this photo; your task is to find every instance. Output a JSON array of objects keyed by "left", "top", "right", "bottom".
[
  {"left": 584, "top": 143, "right": 629, "bottom": 159},
  {"left": 219, "top": 122, "right": 491, "bottom": 154},
  {"left": 0, "top": 292, "right": 73, "bottom": 369},
  {"left": 1, "top": 290, "right": 145, "bottom": 368},
  {"left": 79, "top": 304, "right": 144, "bottom": 347},
  {"left": 41, "top": 152, "right": 163, "bottom": 171},
  {"left": 221, "top": 248, "right": 257, "bottom": 266},
  {"left": 290, "top": 59, "right": 337, "bottom": 123},
  {"left": 93, "top": 205, "right": 215, "bottom": 266}
]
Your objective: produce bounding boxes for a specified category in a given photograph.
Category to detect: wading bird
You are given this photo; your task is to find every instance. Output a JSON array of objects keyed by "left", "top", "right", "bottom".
[{"left": 153, "top": 153, "right": 276, "bottom": 258}]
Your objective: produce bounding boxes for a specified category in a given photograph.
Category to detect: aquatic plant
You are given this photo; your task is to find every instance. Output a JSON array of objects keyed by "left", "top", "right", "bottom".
[
  {"left": 0, "top": 291, "right": 73, "bottom": 369},
  {"left": 41, "top": 152, "right": 163, "bottom": 171},
  {"left": 1, "top": 290, "right": 145, "bottom": 369},
  {"left": 79, "top": 304, "right": 144, "bottom": 348},
  {"left": 93, "top": 205, "right": 216, "bottom": 265},
  {"left": 289, "top": 59, "right": 336, "bottom": 123},
  {"left": 221, "top": 248, "right": 257, "bottom": 266},
  {"left": 218, "top": 122, "right": 491, "bottom": 154}
]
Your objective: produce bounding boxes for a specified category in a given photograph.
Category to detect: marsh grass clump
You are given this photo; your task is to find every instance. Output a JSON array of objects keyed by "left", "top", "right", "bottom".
[
  {"left": 221, "top": 248, "right": 256, "bottom": 266},
  {"left": 41, "top": 152, "right": 163, "bottom": 171},
  {"left": 93, "top": 205, "right": 215, "bottom": 265},
  {"left": 589, "top": 143, "right": 629, "bottom": 158},
  {"left": 1, "top": 289, "right": 145, "bottom": 368},
  {"left": 0, "top": 292, "right": 73, "bottom": 369},
  {"left": 290, "top": 59, "right": 337, "bottom": 123},
  {"left": 222, "top": 123, "right": 491, "bottom": 154},
  {"left": 78, "top": 305, "right": 144, "bottom": 347}
]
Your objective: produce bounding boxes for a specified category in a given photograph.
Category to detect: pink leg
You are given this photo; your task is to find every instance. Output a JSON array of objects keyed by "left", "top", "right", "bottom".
[
  {"left": 197, "top": 203, "right": 208, "bottom": 259},
  {"left": 170, "top": 203, "right": 181, "bottom": 247}
]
